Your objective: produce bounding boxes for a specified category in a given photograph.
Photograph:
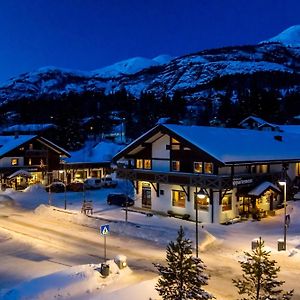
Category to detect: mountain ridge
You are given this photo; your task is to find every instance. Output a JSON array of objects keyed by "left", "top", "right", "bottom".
[{"left": 0, "top": 26, "right": 300, "bottom": 105}]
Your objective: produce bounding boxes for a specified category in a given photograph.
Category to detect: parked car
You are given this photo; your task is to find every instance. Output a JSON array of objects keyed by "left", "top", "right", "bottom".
[
  {"left": 84, "top": 178, "right": 102, "bottom": 190},
  {"left": 101, "top": 176, "right": 118, "bottom": 188},
  {"left": 107, "top": 193, "right": 134, "bottom": 207},
  {"left": 66, "top": 181, "right": 85, "bottom": 192},
  {"left": 45, "top": 182, "right": 65, "bottom": 193}
]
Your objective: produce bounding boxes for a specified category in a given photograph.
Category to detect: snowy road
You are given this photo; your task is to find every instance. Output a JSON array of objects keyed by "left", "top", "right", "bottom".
[
  {"left": 0, "top": 187, "right": 299, "bottom": 299},
  {"left": 0, "top": 206, "right": 163, "bottom": 291}
]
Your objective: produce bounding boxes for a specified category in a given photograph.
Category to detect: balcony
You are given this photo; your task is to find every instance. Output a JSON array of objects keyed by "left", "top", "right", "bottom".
[
  {"left": 116, "top": 168, "right": 283, "bottom": 190},
  {"left": 25, "top": 150, "right": 48, "bottom": 157}
]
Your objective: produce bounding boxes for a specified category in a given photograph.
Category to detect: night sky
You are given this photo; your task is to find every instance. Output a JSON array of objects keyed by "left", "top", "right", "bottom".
[{"left": 0, "top": 0, "right": 299, "bottom": 83}]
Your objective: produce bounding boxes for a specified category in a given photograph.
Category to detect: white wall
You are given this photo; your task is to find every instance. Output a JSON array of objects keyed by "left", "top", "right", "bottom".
[
  {"left": 152, "top": 134, "right": 170, "bottom": 160},
  {"left": 0, "top": 157, "right": 24, "bottom": 168},
  {"left": 152, "top": 160, "right": 169, "bottom": 172}
]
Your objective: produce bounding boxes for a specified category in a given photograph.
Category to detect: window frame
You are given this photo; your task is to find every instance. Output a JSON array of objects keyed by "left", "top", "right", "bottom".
[
  {"left": 172, "top": 190, "right": 186, "bottom": 208},
  {"left": 171, "top": 160, "right": 180, "bottom": 172}
]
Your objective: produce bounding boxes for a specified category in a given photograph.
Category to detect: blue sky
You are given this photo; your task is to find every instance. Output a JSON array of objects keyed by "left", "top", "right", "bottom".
[{"left": 0, "top": 0, "right": 299, "bottom": 83}]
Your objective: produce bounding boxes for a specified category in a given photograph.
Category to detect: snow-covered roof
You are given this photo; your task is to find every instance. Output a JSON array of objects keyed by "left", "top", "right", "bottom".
[
  {"left": 164, "top": 124, "right": 300, "bottom": 163},
  {"left": 3, "top": 123, "right": 56, "bottom": 133},
  {"left": 66, "top": 141, "right": 125, "bottom": 164},
  {"left": 115, "top": 124, "right": 300, "bottom": 164},
  {"left": 248, "top": 181, "right": 281, "bottom": 197},
  {"left": 0, "top": 135, "right": 36, "bottom": 157}
]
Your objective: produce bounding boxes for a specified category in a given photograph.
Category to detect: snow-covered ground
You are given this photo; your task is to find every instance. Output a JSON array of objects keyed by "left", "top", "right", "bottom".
[{"left": 0, "top": 182, "right": 299, "bottom": 299}]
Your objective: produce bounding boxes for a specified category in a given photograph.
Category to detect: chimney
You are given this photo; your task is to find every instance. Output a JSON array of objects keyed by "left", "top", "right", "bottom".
[{"left": 274, "top": 135, "right": 283, "bottom": 142}]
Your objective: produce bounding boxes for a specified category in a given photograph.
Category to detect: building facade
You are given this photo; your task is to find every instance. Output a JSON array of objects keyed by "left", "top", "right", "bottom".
[
  {"left": 114, "top": 124, "right": 300, "bottom": 224},
  {"left": 0, "top": 135, "right": 70, "bottom": 189}
]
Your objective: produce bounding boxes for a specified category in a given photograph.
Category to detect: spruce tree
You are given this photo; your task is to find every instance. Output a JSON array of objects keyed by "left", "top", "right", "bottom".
[
  {"left": 233, "top": 237, "right": 293, "bottom": 300},
  {"left": 154, "top": 226, "right": 213, "bottom": 300}
]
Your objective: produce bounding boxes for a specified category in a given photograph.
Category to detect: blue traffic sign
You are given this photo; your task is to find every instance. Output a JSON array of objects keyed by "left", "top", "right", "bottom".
[{"left": 100, "top": 224, "right": 110, "bottom": 235}]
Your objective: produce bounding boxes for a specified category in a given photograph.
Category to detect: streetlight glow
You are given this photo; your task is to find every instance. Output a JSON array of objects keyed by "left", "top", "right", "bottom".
[
  {"left": 278, "top": 180, "right": 287, "bottom": 251},
  {"left": 195, "top": 188, "right": 206, "bottom": 258}
]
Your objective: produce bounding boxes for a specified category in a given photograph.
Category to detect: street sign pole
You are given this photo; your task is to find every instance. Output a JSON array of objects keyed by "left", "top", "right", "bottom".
[
  {"left": 100, "top": 224, "right": 110, "bottom": 262},
  {"left": 104, "top": 235, "right": 107, "bottom": 261}
]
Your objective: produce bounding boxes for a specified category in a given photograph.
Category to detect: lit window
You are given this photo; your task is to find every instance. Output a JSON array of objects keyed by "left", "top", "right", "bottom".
[
  {"left": 172, "top": 190, "right": 186, "bottom": 208},
  {"left": 19, "top": 147, "right": 24, "bottom": 151},
  {"left": 28, "top": 158, "right": 32, "bottom": 166},
  {"left": 194, "top": 162, "right": 203, "bottom": 173},
  {"left": 29, "top": 144, "right": 33, "bottom": 150},
  {"left": 222, "top": 194, "right": 232, "bottom": 211},
  {"left": 194, "top": 194, "right": 209, "bottom": 211},
  {"left": 171, "top": 138, "right": 180, "bottom": 150},
  {"left": 204, "top": 162, "right": 213, "bottom": 174},
  {"left": 172, "top": 161, "right": 180, "bottom": 171},
  {"left": 136, "top": 159, "right": 143, "bottom": 169},
  {"left": 144, "top": 159, "right": 152, "bottom": 169},
  {"left": 259, "top": 164, "right": 268, "bottom": 173},
  {"left": 11, "top": 158, "right": 19, "bottom": 166}
]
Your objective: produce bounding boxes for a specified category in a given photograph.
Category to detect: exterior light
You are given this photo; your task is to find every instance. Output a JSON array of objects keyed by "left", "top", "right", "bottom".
[
  {"left": 278, "top": 180, "right": 287, "bottom": 251},
  {"left": 195, "top": 188, "right": 206, "bottom": 258}
]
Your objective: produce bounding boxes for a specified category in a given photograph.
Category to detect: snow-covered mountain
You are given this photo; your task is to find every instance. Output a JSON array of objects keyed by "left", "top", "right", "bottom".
[
  {"left": 263, "top": 25, "right": 300, "bottom": 47},
  {"left": 1, "top": 26, "right": 300, "bottom": 104}
]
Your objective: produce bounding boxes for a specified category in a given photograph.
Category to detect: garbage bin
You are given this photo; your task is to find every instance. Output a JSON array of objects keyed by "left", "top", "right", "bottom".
[
  {"left": 100, "top": 263, "right": 110, "bottom": 277},
  {"left": 277, "top": 239, "right": 286, "bottom": 251},
  {"left": 114, "top": 255, "right": 127, "bottom": 269},
  {"left": 251, "top": 238, "right": 259, "bottom": 250}
]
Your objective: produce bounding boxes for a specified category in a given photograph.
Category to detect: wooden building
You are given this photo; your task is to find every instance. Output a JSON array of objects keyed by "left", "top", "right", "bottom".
[
  {"left": 0, "top": 135, "right": 70, "bottom": 189},
  {"left": 113, "top": 124, "right": 300, "bottom": 224}
]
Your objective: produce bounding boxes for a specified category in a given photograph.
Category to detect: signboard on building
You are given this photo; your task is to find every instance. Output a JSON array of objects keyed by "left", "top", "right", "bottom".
[{"left": 233, "top": 178, "right": 253, "bottom": 187}]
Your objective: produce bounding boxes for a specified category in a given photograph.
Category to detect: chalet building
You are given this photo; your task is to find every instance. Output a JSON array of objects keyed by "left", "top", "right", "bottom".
[
  {"left": 114, "top": 124, "right": 300, "bottom": 224},
  {"left": 63, "top": 141, "right": 124, "bottom": 183},
  {"left": 0, "top": 135, "right": 70, "bottom": 189}
]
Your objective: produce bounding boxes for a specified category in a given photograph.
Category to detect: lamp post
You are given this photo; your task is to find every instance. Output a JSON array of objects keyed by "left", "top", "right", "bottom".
[
  {"left": 195, "top": 188, "right": 206, "bottom": 258},
  {"left": 278, "top": 180, "right": 287, "bottom": 250}
]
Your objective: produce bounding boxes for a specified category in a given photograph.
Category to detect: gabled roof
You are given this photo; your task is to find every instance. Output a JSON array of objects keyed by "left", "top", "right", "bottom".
[
  {"left": 66, "top": 141, "right": 124, "bottom": 164},
  {"left": 114, "top": 124, "right": 300, "bottom": 164},
  {"left": 0, "top": 135, "right": 36, "bottom": 158},
  {"left": 0, "top": 135, "right": 70, "bottom": 158}
]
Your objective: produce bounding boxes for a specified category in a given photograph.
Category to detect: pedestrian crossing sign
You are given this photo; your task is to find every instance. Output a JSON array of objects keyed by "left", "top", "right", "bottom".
[{"left": 100, "top": 224, "right": 110, "bottom": 235}]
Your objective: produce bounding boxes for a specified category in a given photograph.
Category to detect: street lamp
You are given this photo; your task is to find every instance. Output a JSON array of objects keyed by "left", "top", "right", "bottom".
[
  {"left": 278, "top": 180, "right": 287, "bottom": 250},
  {"left": 195, "top": 188, "right": 206, "bottom": 258}
]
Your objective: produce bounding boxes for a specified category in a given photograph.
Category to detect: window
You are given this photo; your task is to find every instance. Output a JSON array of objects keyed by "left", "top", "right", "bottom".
[
  {"left": 258, "top": 164, "right": 268, "bottom": 173},
  {"left": 171, "top": 138, "right": 180, "bottom": 150},
  {"left": 194, "top": 194, "right": 209, "bottom": 211},
  {"left": 28, "top": 158, "right": 32, "bottom": 166},
  {"left": 172, "top": 190, "right": 186, "bottom": 208},
  {"left": 204, "top": 162, "right": 213, "bottom": 174},
  {"left": 222, "top": 194, "right": 232, "bottom": 211},
  {"left": 11, "top": 158, "right": 19, "bottom": 166},
  {"left": 194, "top": 162, "right": 203, "bottom": 173},
  {"left": 29, "top": 144, "right": 33, "bottom": 150},
  {"left": 136, "top": 159, "right": 152, "bottom": 169},
  {"left": 172, "top": 161, "right": 180, "bottom": 171},
  {"left": 144, "top": 159, "right": 152, "bottom": 169},
  {"left": 136, "top": 159, "right": 143, "bottom": 169}
]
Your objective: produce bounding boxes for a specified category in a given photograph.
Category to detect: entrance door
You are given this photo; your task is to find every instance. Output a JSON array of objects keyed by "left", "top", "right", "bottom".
[
  {"left": 238, "top": 196, "right": 253, "bottom": 217},
  {"left": 142, "top": 187, "right": 151, "bottom": 209}
]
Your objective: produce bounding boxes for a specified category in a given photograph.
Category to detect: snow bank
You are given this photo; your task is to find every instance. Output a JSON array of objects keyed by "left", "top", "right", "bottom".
[
  {"left": 23, "top": 184, "right": 47, "bottom": 193},
  {"left": 2, "top": 261, "right": 132, "bottom": 300}
]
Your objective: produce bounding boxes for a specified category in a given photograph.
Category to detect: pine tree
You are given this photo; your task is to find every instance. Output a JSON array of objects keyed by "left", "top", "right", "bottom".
[
  {"left": 233, "top": 237, "right": 293, "bottom": 300},
  {"left": 154, "top": 226, "right": 213, "bottom": 300}
]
